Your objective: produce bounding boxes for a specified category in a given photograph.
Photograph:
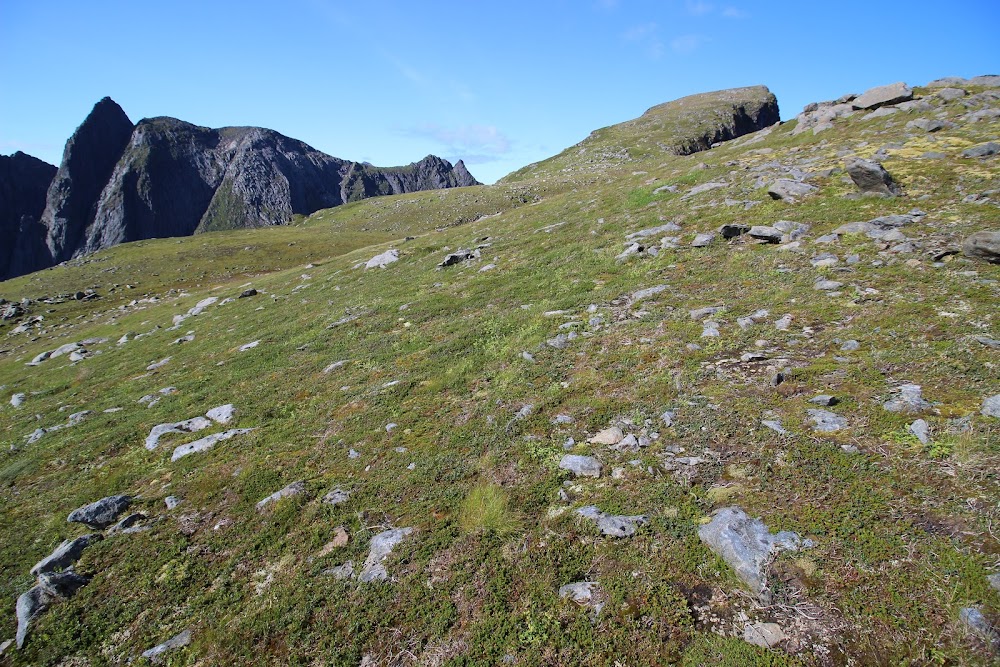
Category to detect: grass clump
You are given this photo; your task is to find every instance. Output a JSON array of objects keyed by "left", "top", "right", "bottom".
[{"left": 458, "top": 483, "right": 520, "bottom": 536}]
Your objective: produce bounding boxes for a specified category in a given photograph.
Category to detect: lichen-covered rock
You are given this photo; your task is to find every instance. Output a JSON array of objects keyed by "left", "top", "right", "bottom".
[
  {"left": 256, "top": 481, "right": 306, "bottom": 511},
  {"left": 576, "top": 506, "right": 648, "bottom": 537},
  {"left": 16, "top": 569, "right": 90, "bottom": 648},
  {"left": 141, "top": 629, "right": 192, "bottom": 664},
  {"left": 358, "top": 527, "right": 415, "bottom": 582},
  {"left": 67, "top": 495, "right": 131, "bottom": 529},
  {"left": 559, "top": 454, "right": 602, "bottom": 478},
  {"left": 30, "top": 533, "right": 103, "bottom": 576}
]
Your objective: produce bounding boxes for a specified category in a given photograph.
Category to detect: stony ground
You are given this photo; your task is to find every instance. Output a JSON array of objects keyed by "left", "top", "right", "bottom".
[{"left": 0, "top": 78, "right": 998, "bottom": 666}]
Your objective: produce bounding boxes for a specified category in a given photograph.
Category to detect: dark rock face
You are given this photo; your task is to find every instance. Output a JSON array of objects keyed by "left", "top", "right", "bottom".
[
  {"left": 668, "top": 86, "right": 781, "bottom": 155},
  {"left": 1, "top": 97, "right": 480, "bottom": 281},
  {"left": 0, "top": 152, "right": 56, "bottom": 279},
  {"left": 41, "top": 97, "right": 134, "bottom": 264}
]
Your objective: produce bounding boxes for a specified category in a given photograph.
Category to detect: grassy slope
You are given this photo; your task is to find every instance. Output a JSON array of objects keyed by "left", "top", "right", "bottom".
[{"left": 0, "top": 84, "right": 998, "bottom": 666}]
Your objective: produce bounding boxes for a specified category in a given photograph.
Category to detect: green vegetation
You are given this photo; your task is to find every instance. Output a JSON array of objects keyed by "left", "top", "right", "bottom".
[{"left": 0, "top": 82, "right": 998, "bottom": 665}]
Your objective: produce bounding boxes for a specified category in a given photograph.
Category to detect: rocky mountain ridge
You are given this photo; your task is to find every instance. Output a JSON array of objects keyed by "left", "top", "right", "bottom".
[{"left": 1, "top": 98, "right": 479, "bottom": 281}]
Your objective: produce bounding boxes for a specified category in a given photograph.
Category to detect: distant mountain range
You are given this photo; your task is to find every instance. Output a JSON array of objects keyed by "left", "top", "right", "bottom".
[{"left": 0, "top": 97, "right": 479, "bottom": 281}]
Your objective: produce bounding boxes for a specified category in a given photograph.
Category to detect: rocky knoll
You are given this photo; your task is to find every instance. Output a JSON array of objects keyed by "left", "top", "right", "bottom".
[
  {"left": 0, "top": 152, "right": 56, "bottom": 280},
  {"left": 1, "top": 98, "right": 480, "bottom": 281}
]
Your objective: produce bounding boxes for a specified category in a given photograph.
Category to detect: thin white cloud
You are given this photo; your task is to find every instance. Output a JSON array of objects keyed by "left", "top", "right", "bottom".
[
  {"left": 722, "top": 6, "right": 748, "bottom": 18},
  {"left": 671, "top": 34, "right": 706, "bottom": 54},
  {"left": 685, "top": 0, "right": 714, "bottom": 16},
  {"left": 404, "top": 123, "right": 513, "bottom": 161},
  {"left": 623, "top": 22, "right": 657, "bottom": 41}
]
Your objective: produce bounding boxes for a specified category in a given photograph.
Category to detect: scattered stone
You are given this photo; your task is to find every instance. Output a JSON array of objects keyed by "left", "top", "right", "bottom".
[
  {"left": 365, "top": 249, "right": 399, "bottom": 269},
  {"left": 146, "top": 357, "right": 171, "bottom": 371},
  {"left": 720, "top": 224, "right": 749, "bottom": 239},
  {"left": 767, "top": 180, "right": 816, "bottom": 202},
  {"left": 660, "top": 410, "right": 675, "bottom": 427},
  {"left": 744, "top": 622, "right": 786, "bottom": 649},
  {"left": 107, "top": 513, "right": 147, "bottom": 534},
  {"left": 588, "top": 427, "right": 624, "bottom": 445},
  {"left": 883, "top": 384, "right": 932, "bottom": 414},
  {"left": 846, "top": 159, "right": 900, "bottom": 196},
  {"left": 851, "top": 82, "right": 913, "bottom": 110},
  {"left": 909, "top": 419, "right": 930, "bottom": 444},
  {"left": 552, "top": 414, "right": 574, "bottom": 425},
  {"left": 322, "top": 487, "right": 351, "bottom": 506},
  {"left": 959, "top": 607, "right": 999, "bottom": 646},
  {"left": 67, "top": 495, "right": 132, "bottom": 529},
  {"left": 982, "top": 395, "right": 1000, "bottom": 419},
  {"left": 774, "top": 314, "right": 792, "bottom": 331},
  {"left": 171, "top": 333, "right": 195, "bottom": 345},
  {"left": 238, "top": 340, "right": 260, "bottom": 352},
  {"left": 239, "top": 288, "right": 258, "bottom": 298},
  {"left": 348, "top": 448, "right": 360, "bottom": 459},
  {"left": 682, "top": 181, "right": 727, "bottom": 199},
  {"left": 962, "top": 231, "right": 1000, "bottom": 264},
  {"left": 814, "top": 279, "right": 843, "bottom": 291},
  {"left": 439, "top": 249, "right": 478, "bottom": 267},
  {"left": 30, "top": 533, "right": 103, "bottom": 576},
  {"left": 626, "top": 222, "right": 681, "bottom": 240},
  {"left": 690, "top": 306, "right": 723, "bottom": 321},
  {"left": 141, "top": 629, "right": 192, "bottom": 664},
  {"left": 576, "top": 505, "right": 648, "bottom": 537},
  {"left": 748, "top": 226, "right": 783, "bottom": 243},
  {"left": 145, "top": 416, "right": 214, "bottom": 450},
  {"left": 138, "top": 387, "right": 177, "bottom": 407},
  {"left": 16, "top": 569, "right": 91, "bottom": 648},
  {"left": 324, "top": 561, "right": 355, "bottom": 580},
  {"left": 323, "top": 360, "right": 349, "bottom": 373},
  {"left": 840, "top": 340, "right": 860, "bottom": 351},
  {"left": 171, "top": 428, "right": 256, "bottom": 462},
  {"left": 256, "top": 481, "right": 306, "bottom": 511},
  {"left": 698, "top": 506, "right": 810, "bottom": 601},
  {"left": 559, "top": 581, "right": 599, "bottom": 605},
  {"left": 962, "top": 142, "right": 999, "bottom": 158},
  {"left": 809, "top": 395, "right": 838, "bottom": 407},
  {"left": 807, "top": 409, "right": 848, "bottom": 432},
  {"left": 10, "top": 393, "right": 25, "bottom": 408},
  {"left": 691, "top": 232, "right": 716, "bottom": 247},
  {"left": 629, "top": 284, "right": 669, "bottom": 303},
  {"left": 206, "top": 404, "right": 235, "bottom": 424},
  {"left": 701, "top": 321, "right": 720, "bottom": 337},
  {"left": 988, "top": 573, "right": 1000, "bottom": 592},
  {"left": 165, "top": 496, "right": 182, "bottom": 510},
  {"left": 358, "top": 527, "right": 415, "bottom": 583},
  {"left": 559, "top": 454, "right": 602, "bottom": 478},
  {"left": 761, "top": 420, "right": 788, "bottom": 435}
]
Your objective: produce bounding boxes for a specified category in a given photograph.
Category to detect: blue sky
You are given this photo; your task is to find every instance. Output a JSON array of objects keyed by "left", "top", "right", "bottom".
[{"left": 1, "top": 1, "right": 998, "bottom": 184}]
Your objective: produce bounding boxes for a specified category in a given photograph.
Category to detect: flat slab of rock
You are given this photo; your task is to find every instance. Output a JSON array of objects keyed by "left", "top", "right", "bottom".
[
  {"left": 16, "top": 569, "right": 90, "bottom": 648},
  {"left": 962, "top": 142, "right": 999, "bottom": 159},
  {"left": 358, "top": 527, "right": 415, "bottom": 582},
  {"left": 171, "top": 428, "right": 256, "bottom": 462},
  {"left": 748, "top": 226, "right": 782, "bottom": 243},
  {"left": 146, "top": 416, "right": 213, "bottom": 450},
  {"left": 256, "top": 481, "right": 306, "bottom": 511},
  {"left": 807, "top": 409, "right": 848, "bottom": 432},
  {"left": 851, "top": 82, "right": 913, "bottom": 110},
  {"left": 559, "top": 454, "right": 602, "bottom": 478},
  {"left": 576, "top": 505, "right": 648, "bottom": 537},
  {"left": 365, "top": 249, "right": 399, "bottom": 269},
  {"left": 767, "top": 180, "right": 816, "bottom": 202},
  {"left": 206, "top": 404, "right": 235, "bottom": 424},
  {"left": 30, "top": 533, "right": 103, "bottom": 576},
  {"left": 587, "top": 427, "right": 624, "bottom": 445},
  {"left": 323, "top": 488, "right": 351, "bottom": 505},
  {"left": 698, "top": 506, "right": 809, "bottom": 601},
  {"left": 744, "top": 622, "right": 786, "bottom": 648},
  {"left": 691, "top": 232, "right": 716, "bottom": 247},
  {"left": 963, "top": 231, "right": 1000, "bottom": 264},
  {"left": 142, "top": 629, "right": 192, "bottom": 664},
  {"left": 67, "top": 495, "right": 132, "bottom": 529}
]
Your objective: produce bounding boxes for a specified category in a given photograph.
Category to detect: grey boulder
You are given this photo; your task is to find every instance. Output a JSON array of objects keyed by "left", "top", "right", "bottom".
[
  {"left": 365, "top": 249, "right": 399, "bottom": 270},
  {"left": 767, "top": 180, "right": 816, "bottom": 202},
  {"left": 851, "top": 82, "right": 913, "bottom": 110},
  {"left": 962, "top": 231, "right": 1000, "bottom": 264},
  {"left": 846, "top": 159, "right": 901, "bottom": 196},
  {"left": 67, "top": 495, "right": 131, "bottom": 528},
  {"left": 142, "top": 629, "right": 192, "bottom": 664},
  {"left": 698, "top": 506, "right": 809, "bottom": 601},
  {"left": 748, "top": 226, "right": 783, "bottom": 243},
  {"left": 982, "top": 395, "right": 1000, "bottom": 419},
  {"left": 559, "top": 454, "right": 602, "bottom": 478},
  {"left": 962, "top": 142, "right": 999, "bottom": 158},
  {"left": 883, "top": 384, "right": 932, "bottom": 414},
  {"left": 256, "top": 481, "right": 306, "bottom": 511},
  {"left": 807, "top": 409, "right": 848, "bottom": 433}
]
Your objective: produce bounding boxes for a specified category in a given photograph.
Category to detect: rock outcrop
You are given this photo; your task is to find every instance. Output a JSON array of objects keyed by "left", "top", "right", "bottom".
[{"left": 0, "top": 152, "right": 57, "bottom": 279}]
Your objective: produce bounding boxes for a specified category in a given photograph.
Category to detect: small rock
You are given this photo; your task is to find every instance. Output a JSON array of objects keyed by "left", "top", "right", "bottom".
[
  {"left": 851, "top": 82, "right": 913, "bottom": 110},
  {"left": 30, "top": 534, "right": 103, "bottom": 576},
  {"left": 809, "top": 395, "right": 838, "bottom": 406},
  {"left": 962, "top": 231, "right": 1000, "bottom": 264},
  {"left": 324, "top": 561, "right": 355, "bottom": 579},
  {"left": 559, "top": 454, "right": 602, "bottom": 478},
  {"left": 358, "top": 527, "right": 415, "bottom": 582},
  {"left": 744, "top": 622, "right": 786, "bottom": 648},
  {"left": 587, "top": 427, "right": 624, "bottom": 445},
  {"left": 962, "top": 142, "right": 999, "bottom": 158},
  {"left": 165, "top": 496, "right": 182, "bottom": 510},
  {"left": 982, "top": 395, "right": 1000, "bottom": 419},
  {"left": 883, "top": 384, "right": 932, "bottom": 414},
  {"left": 141, "top": 629, "right": 192, "bottom": 664},
  {"left": 16, "top": 569, "right": 90, "bottom": 648},
  {"left": 206, "top": 404, "right": 236, "bottom": 424},
  {"left": 840, "top": 340, "right": 860, "bottom": 351},
  {"left": 690, "top": 306, "right": 723, "bottom": 321},
  {"left": 170, "top": 428, "right": 256, "bottom": 461},
  {"left": 576, "top": 505, "right": 648, "bottom": 537},
  {"left": 959, "top": 607, "right": 999, "bottom": 645},
  {"left": 10, "top": 393, "right": 25, "bottom": 408},
  {"left": 814, "top": 279, "right": 843, "bottom": 291},
  {"left": 720, "top": 224, "right": 749, "bottom": 239},
  {"left": 365, "top": 249, "right": 399, "bottom": 269},
  {"left": 691, "top": 232, "right": 716, "bottom": 247},
  {"left": 807, "top": 409, "right": 848, "bottom": 432},
  {"left": 238, "top": 340, "right": 260, "bottom": 352},
  {"left": 439, "top": 249, "right": 478, "bottom": 267},
  {"left": 256, "top": 481, "right": 306, "bottom": 511},
  {"left": 748, "top": 226, "right": 783, "bottom": 243},
  {"left": 761, "top": 420, "right": 787, "bottom": 435},
  {"left": 767, "top": 180, "right": 816, "bottom": 202},
  {"left": 238, "top": 288, "right": 258, "bottom": 298},
  {"left": 146, "top": 357, "right": 171, "bottom": 371},
  {"left": 909, "top": 419, "right": 930, "bottom": 444}
]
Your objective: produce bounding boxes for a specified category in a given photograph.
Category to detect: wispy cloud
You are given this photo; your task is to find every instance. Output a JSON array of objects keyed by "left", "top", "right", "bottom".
[
  {"left": 403, "top": 123, "right": 513, "bottom": 162},
  {"left": 670, "top": 34, "right": 706, "bottom": 54},
  {"left": 685, "top": 0, "right": 714, "bottom": 16},
  {"left": 623, "top": 22, "right": 665, "bottom": 60},
  {"left": 721, "top": 6, "right": 749, "bottom": 19}
]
